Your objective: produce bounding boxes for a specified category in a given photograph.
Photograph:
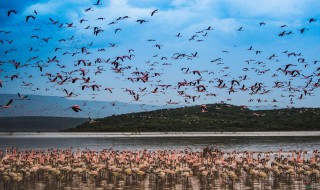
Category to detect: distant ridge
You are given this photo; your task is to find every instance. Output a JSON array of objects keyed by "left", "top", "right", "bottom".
[
  {"left": 0, "top": 116, "right": 87, "bottom": 132},
  {"left": 0, "top": 94, "right": 179, "bottom": 118},
  {"left": 65, "top": 103, "right": 320, "bottom": 132}
]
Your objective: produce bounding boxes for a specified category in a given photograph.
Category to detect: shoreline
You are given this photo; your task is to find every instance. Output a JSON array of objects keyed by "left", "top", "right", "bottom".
[{"left": 0, "top": 131, "right": 320, "bottom": 138}]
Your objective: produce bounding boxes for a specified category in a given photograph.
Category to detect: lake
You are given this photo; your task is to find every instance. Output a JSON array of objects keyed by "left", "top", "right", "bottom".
[
  {"left": 0, "top": 131, "right": 319, "bottom": 151},
  {"left": 0, "top": 132, "right": 319, "bottom": 190}
]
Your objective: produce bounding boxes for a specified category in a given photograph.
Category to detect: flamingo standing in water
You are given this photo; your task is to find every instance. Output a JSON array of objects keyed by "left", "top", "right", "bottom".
[{"left": 0, "top": 147, "right": 319, "bottom": 189}]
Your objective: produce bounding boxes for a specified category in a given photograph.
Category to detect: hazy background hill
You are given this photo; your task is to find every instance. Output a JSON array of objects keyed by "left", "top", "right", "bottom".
[
  {"left": 0, "top": 94, "right": 178, "bottom": 118},
  {"left": 0, "top": 94, "right": 179, "bottom": 132},
  {"left": 0, "top": 117, "right": 87, "bottom": 132}
]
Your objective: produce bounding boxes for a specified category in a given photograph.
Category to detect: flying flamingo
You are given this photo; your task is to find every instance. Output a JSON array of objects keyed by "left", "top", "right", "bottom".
[
  {"left": 104, "top": 88, "right": 113, "bottom": 93},
  {"left": 1, "top": 99, "right": 14, "bottom": 108},
  {"left": 89, "top": 117, "right": 98, "bottom": 123},
  {"left": 151, "top": 9, "right": 158, "bottom": 16},
  {"left": 65, "top": 105, "right": 82, "bottom": 112},
  {"left": 26, "top": 15, "right": 36, "bottom": 22},
  {"left": 166, "top": 99, "right": 180, "bottom": 105},
  {"left": 63, "top": 89, "right": 77, "bottom": 98},
  {"left": 7, "top": 10, "right": 17, "bottom": 16},
  {"left": 17, "top": 93, "right": 29, "bottom": 100},
  {"left": 94, "top": 0, "right": 101, "bottom": 5},
  {"left": 201, "top": 104, "right": 208, "bottom": 112}
]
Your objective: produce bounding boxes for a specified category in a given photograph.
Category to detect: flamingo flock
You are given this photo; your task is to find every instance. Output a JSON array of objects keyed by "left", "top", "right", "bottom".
[
  {"left": 1, "top": 2, "right": 320, "bottom": 189},
  {"left": 0, "top": 147, "right": 319, "bottom": 189},
  {"left": 0, "top": 0, "right": 319, "bottom": 116}
]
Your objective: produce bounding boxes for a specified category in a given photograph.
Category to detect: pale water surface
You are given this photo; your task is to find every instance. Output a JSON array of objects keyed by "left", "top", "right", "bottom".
[{"left": 0, "top": 132, "right": 319, "bottom": 152}]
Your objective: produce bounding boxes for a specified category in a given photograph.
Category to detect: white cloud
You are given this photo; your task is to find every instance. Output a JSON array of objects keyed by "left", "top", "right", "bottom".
[
  {"left": 223, "top": 0, "right": 319, "bottom": 19},
  {"left": 24, "top": 1, "right": 62, "bottom": 15},
  {"left": 170, "top": 0, "right": 194, "bottom": 7},
  {"left": 24, "top": 0, "right": 90, "bottom": 16},
  {"left": 24, "top": 0, "right": 320, "bottom": 36},
  {"left": 170, "top": 0, "right": 214, "bottom": 9}
]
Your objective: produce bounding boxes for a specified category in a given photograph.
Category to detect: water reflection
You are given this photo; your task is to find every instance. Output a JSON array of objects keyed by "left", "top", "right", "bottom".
[{"left": 0, "top": 136, "right": 319, "bottom": 152}]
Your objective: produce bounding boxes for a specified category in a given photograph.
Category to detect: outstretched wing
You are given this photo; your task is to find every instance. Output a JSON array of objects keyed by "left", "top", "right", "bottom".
[{"left": 6, "top": 99, "right": 13, "bottom": 106}]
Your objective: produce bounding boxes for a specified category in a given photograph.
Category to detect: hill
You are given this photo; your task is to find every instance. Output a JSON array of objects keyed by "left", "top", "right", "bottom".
[
  {"left": 64, "top": 104, "right": 320, "bottom": 132},
  {"left": 0, "top": 94, "right": 178, "bottom": 118},
  {"left": 0, "top": 117, "right": 87, "bottom": 132}
]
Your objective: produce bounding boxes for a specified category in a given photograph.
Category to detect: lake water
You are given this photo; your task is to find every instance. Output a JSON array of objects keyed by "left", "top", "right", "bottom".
[
  {"left": 0, "top": 132, "right": 319, "bottom": 152},
  {"left": 1, "top": 132, "right": 320, "bottom": 190}
]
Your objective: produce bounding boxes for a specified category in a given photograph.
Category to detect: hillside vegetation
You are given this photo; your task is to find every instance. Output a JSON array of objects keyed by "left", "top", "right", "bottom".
[{"left": 65, "top": 104, "right": 320, "bottom": 132}]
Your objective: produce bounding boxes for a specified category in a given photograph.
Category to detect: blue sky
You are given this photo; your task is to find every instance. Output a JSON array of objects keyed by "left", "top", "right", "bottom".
[{"left": 1, "top": 0, "right": 320, "bottom": 109}]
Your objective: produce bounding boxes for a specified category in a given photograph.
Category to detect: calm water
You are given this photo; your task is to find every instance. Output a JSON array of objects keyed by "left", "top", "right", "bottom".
[
  {"left": 0, "top": 132, "right": 319, "bottom": 151},
  {"left": 1, "top": 132, "right": 320, "bottom": 190}
]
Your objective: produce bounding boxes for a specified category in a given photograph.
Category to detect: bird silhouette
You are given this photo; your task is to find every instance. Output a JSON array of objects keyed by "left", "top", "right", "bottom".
[
  {"left": 201, "top": 104, "right": 208, "bottom": 112},
  {"left": 136, "top": 19, "right": 148, "bottom": 24},
  {"left": 89, "top": 117, "right": 98, "bottom": 123},
  {"left": 1, "top": 99, "right": 14, "bottom": 108},
  {"left": 93, "top": 0, "right": 101, "bottom": 5},
  {"left": 7, "top": 10, "right": 17, "bottom": 16},
  {"left": 237, "top": 27, "right": 243, "bottom": 31},
  {"left": 151, "top": 9, "right": 158, "bottom": 16},
  {"left": 65, "top": 105, "right": 82, "bottom": 112},
  {"left": 309, "top": 18, "right": 316, "bottom": 23},
  {"left": 26, "top": 15, "right": 36, "bottom": 22},
  {"left": 17, "top": 93, "right": 29, "bottom": 100}
]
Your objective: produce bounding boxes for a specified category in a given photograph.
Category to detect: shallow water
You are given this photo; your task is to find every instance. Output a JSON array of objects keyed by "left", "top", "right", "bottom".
[
  {"left": 1, "top": 132, "right": 319, "bottom": 189},
  {"left": 0, "top": 132, "right": 319, "bottom": 152}
]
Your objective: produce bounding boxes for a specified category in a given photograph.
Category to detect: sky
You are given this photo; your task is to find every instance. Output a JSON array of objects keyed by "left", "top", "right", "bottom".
[{"left": 0, "top": 0, "right": 320, "bottom": 111}]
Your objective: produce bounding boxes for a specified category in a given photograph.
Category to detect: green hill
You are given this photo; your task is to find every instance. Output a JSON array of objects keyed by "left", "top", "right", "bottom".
[{"left": 64, "top": 104, "right": 320, "bottom": 132}]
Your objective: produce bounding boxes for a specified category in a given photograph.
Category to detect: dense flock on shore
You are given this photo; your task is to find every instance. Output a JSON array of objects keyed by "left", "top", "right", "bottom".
[{"left": 0, "top": 147, "right": 319, "bottom": 189}]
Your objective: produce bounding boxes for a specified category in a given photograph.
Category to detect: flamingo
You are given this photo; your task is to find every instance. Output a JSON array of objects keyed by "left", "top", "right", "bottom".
[
  {"left": 133, "top": 94, "right": 140, "bottom": 101},
  {"left": 176, "top": 33, "right": 182, "bottom": 37},
  {"left": 89, "top": 117, "right": 98, "bottom": 123},
  {"left": 7, "top": 10, "right": 17, "bottom": 16},
  {"left": 136, "top": 19, "right": 148, "bottom": 24},
  {"left": 26, "top": 15, "right": 36, "bottom": 22},
  {"left": 201, "top": 104, "right": 208, "bottom": 112},
  {"left": 115, "top": 28, "right": 122, "bottom": 33},
  {"left": 237, "top": 26, "right": 243, "bottom": 31},
  {"left": 17, "top": 93, "right": 29, "bottom": 100},
  {"left": 1, "top": 99, "right": 14, "bottom": 108},
  {"left": 94, "top": 0, "right": 101, "bottom": 5},
  {"left": 63, "top": 89, "right": 77, "bottom": 98},
  {"left": 309, "top": 18, "right": 316, "bottom": 23},
  {"left": 65, "top": 105, "right": 82, "bottom": 112},
  {"left": 166, "top": 99, "right": 180, "bottom": 105},
  {"left": 259, "top": 22, "right": 266, "bottom": 26},
  {"left": 104, "top": 88, "right": 113, "bottom": 93},
  {"left": 49, "top": 17, "right": 59, "bottom": 24},
  {"left": 151, "top": 9, "right": 158, "bottom": 16}
]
